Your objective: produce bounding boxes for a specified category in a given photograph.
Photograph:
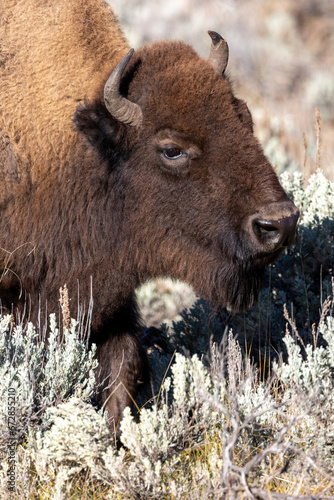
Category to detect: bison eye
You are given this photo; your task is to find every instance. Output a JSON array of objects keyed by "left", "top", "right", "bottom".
[{"left": 163, "top": 147, "right": 188, "bottom": 160}]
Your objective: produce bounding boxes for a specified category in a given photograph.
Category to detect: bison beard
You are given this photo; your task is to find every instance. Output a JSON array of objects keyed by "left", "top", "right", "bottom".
[{"left": 212, "top": 261, "right": 264, "bottom": 312}]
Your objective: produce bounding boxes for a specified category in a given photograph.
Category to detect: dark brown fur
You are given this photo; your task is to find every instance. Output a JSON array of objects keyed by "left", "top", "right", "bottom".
[{"left": 0, "top": 0, "right": 298, "bottom": 432}]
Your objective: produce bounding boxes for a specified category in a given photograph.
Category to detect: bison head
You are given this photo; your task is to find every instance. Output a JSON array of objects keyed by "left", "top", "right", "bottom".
[{"left": 75, "top": 32, "right": 299, "bottom": 313}]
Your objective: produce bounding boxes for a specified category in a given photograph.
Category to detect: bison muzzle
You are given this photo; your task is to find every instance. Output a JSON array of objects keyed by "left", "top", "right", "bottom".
[{"left": 0, "top": 1, "right": 299, "bottom": 434}]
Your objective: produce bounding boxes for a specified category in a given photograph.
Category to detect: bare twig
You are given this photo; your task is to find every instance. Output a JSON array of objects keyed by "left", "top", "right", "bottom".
[
  {"left": 315, "top": 108, "right": 322, "bottom": 172},
  {"left": 283, "top": 304, "right": 306, "bottom": 350}
]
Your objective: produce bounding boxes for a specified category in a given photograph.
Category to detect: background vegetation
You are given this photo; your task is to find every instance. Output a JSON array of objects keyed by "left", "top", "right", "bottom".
[{"left": 1, "top": 1, "right": 334, "bottom": 498}]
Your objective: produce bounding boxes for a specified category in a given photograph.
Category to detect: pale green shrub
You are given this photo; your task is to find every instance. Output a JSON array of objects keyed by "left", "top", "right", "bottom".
[
  {"left": 32, "top": 397, "right": 111, "bottom": 499},
  {"left": 0, "top": 314, "right": 97, "bottom": 447},
  {"left": 21, "top": 316, "right": 334, "bottom": 498},
  {"left": 280, "top": 169, "right": 334, "bottom": 224},
  {"left": 273, "top": 311, "right": 334, "bottom": 469},
  {"left": 136, "top": 277, "right": 197, "bottom": 328}
]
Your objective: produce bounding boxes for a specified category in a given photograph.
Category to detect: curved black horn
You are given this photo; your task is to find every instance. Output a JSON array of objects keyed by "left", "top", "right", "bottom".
[
  {"left": 104, "top": 49, "right": 143, "bottom": 127},
  {"left": 208, "top": 31, "right": 229, "bottom": 75}
]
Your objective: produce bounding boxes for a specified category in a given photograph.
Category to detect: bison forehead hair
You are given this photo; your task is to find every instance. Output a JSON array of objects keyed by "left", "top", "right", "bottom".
[{"left": 125, "top": 41, "right": 247, "bottom": 133}]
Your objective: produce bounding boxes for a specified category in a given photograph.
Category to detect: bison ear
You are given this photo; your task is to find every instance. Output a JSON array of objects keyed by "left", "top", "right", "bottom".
[{"left": 74, "top": 100, "right": 127, "bottom": 162}]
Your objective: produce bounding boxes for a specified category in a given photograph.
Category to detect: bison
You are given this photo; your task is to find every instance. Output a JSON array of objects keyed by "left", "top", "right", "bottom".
[{"left": 0, "top": 0, "right": 299, "bottom": 433}]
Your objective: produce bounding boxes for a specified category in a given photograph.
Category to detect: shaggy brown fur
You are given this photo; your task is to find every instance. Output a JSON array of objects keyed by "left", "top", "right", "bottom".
[{"left": 0, "top": 0, "right": 298, "bottom": 433}]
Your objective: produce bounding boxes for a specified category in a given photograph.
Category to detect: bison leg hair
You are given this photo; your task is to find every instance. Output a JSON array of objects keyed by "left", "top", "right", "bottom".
[{"left": 90, "top": 297, "right": 149, "bottom": 436}]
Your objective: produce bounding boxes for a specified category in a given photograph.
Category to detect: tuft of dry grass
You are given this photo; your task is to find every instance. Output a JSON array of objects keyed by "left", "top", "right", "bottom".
[
  {"left": 59, "top": 284, "right": 71, "bottom": 331},
  {"left": 315, "top": 107, "right": 322, "bottom": 173}
]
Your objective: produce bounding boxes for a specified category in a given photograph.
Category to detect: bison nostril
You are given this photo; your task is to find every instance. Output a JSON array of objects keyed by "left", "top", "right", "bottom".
[
  {"left": 252, "top": 212, "right": 299, "bottom": 253},
  {"left": 253, "top": 219, "right": 281, "bottom": 246}
]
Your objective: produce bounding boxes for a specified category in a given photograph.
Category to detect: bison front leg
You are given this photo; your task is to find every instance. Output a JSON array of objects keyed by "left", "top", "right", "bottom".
[{"left": 94, "top": 328, "right": 149, "bottom": 437}]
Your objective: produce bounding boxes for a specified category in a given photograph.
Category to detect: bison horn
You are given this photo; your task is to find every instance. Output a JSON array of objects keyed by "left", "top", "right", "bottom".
[
  {"left": 208, "top": 31, "right": 229, "bottom": 75},
  {"left": 104, "top": 49, "right": 143, "bottom": 127}
]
